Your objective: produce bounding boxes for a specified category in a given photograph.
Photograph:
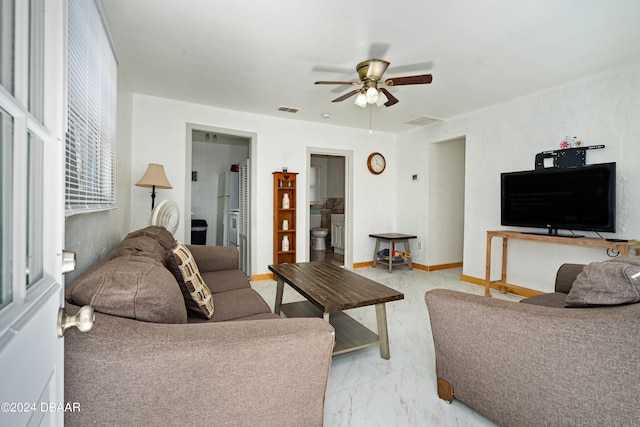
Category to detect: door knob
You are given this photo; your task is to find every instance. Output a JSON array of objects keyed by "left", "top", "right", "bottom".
[{"left": 58, "top": 305, "right": 95, "bottom": 338}]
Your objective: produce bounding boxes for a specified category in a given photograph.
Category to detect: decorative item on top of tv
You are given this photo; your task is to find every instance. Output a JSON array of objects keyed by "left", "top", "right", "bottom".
[{"left": 560, "top": 136, "right": 583, "bottom": 149}]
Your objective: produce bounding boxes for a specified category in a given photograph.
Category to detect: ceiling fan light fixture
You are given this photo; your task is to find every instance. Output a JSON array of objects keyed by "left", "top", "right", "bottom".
[
  {"left": 365, "top": 86, "right": 379, "bottom": 104},
  {"left": 317, "top": 57, "right": 433, "bottom": 109},
  {"left": 376, "top": 90, "right": 389, "bottom": 107}
]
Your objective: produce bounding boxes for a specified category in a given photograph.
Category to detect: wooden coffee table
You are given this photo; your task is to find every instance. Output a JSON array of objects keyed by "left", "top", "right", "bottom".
[{"left": 268, "top": 262, "right": 404, "bottom": 359}]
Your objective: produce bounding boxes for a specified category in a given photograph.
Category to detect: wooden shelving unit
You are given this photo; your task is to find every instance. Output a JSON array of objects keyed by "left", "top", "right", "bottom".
[{"left": 273, "top": 172, "right": 298, "bottom": 264}]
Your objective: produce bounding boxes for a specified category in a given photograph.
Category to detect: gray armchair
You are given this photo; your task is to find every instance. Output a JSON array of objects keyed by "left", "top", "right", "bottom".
[{"left": 425, "top": 263, "right": 640, "bottom": 427}]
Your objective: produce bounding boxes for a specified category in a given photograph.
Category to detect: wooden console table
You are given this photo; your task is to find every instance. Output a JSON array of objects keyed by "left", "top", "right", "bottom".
[{"left": 485, "top": 230, "right": 640, "bottom": 297}]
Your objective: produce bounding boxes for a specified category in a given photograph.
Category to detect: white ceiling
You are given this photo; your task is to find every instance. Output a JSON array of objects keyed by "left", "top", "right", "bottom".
[{"left": 100, "top": 0, "right": 640, "bottom": 134}]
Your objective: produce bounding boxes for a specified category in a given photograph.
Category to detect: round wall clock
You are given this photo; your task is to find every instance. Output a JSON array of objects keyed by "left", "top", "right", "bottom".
[{"left": 367, "top": 152, "right": 386, "bottom": 175}]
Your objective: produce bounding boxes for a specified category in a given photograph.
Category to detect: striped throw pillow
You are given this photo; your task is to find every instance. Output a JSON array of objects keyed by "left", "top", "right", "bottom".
[{"left": 167, "top": 242, "right": 214, "bottom": 319}]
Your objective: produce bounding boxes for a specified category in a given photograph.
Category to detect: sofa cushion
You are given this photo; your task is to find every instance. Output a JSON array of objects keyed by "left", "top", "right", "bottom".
[
  {"left": 166, "top": 242, "right": 215, "bottom": 319},
  {"left": 67, "top": 255, "right": 187, "bottom": 324},
  {"left": 108, "top": 235, "right": 169, "bottom": 265},
  {"left": 199, "top": 270, "right": 251, "bottom": 294},
  {"left": 186, "top": 243, "right": 240, "bottom": 273},
  {"left": 185, "top": 288, "right": 273, "bottom": 322},
  {"left": 124, "top": 225, "right": 176, "bottom": 251},
  {"left": 565, "top": 257, "right": 640, "bottom": 307},
  {"left": 520, "top": 292, "right": 567, "bottom": 308}
]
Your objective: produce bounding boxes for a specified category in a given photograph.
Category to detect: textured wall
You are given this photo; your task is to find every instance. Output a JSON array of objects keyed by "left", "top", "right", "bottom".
[{"left": 399, "top": 64, "right": 640, "bottom": 292}]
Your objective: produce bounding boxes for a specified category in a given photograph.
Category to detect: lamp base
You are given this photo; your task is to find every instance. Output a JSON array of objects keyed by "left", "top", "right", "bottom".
[{"left": 150, "top": 185, "right": 156, "bottom": 210}]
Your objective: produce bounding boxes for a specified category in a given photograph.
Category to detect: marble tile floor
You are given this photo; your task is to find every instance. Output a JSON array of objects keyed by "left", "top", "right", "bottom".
[{"left": 251, "top": 266, "right": 523, "bottom": 427}]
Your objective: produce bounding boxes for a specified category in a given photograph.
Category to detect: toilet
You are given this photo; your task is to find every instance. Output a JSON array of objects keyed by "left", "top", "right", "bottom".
[{"left": 310, "top": 211, "right": 328, "bottom": 251}]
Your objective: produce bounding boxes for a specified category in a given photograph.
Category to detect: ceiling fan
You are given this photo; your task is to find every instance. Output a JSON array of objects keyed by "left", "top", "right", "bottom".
[{"left": 314, "top": 59, "right": 433, "bottom": 108}]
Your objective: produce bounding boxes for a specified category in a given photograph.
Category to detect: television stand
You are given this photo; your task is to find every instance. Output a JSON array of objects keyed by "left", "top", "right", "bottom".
[{"left": 485, "top": 230, "right": 640, "bottom": 297}]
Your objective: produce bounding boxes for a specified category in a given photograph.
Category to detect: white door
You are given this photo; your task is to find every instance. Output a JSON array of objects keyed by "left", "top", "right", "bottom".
[{"left": 0, "top": 0, "right": 68, "bottom": 425}]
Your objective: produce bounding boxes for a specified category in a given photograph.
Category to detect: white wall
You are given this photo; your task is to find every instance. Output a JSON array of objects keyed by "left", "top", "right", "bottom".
[
  {"left": 130, "top": 94, "right": 397, "bottom": 276},
  {"left": 327, "top": 156, "right": 345, "bottom": 198},
  {"left": 428, "top": 138, "right": 465, "bottom": 266},
  {"left": 310, "top": 155, "right": 345, "bottom": 201},
  {"left": 395, "top": 132, "right": 430, "bottom": 266},
  {"left": 399, "top": 63, "right": 640, "bottom": 292},
  {"left": 310, "top": 155, "right": 328, "bottom": 202}
]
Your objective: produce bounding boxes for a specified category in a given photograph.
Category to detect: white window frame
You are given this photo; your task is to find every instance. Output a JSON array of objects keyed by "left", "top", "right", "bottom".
[{"left": 65, "top": 0, "right": 117, "bottom": 216}]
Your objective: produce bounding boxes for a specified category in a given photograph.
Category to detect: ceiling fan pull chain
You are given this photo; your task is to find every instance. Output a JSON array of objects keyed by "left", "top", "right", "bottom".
[{"left": 369, "top": 106, "right": 373, "bottom": 134}]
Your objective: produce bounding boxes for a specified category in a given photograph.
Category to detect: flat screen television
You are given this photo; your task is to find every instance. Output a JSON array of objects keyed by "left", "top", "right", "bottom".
[{"left": 501, "top": 162, "right": 616, "bottom": 235}]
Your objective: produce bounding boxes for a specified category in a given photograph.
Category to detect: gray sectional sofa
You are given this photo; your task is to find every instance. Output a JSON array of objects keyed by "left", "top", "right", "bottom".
[
  {"left": 426, "top": 261, "right": 640, "bottom": 427},
  {"left": 64, "top": 226, "right": 334, "bottom": 426}
]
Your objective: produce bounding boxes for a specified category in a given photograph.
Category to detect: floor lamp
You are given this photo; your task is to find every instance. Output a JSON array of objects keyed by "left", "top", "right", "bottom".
[{"left": 135, "top": 163, "right": 173, "bottom": 210}]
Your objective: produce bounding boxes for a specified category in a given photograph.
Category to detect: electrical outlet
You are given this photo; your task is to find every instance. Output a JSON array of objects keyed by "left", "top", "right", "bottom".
[{"left": 418, "top": 241, "right": 423, "bottom": 250}]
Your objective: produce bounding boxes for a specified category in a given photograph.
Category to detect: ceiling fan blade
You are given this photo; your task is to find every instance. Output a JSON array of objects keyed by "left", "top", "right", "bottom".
[
  {"left": 315, "top": 80, "right": 359, "bottom": 85},
  {"left": 387, "top": 60, "right": 434, "bottom": 74},
  {"left": 332, "top": 89, "right": 360, "bottom": 102},
  {"left": 384, "top": 74, "right": 433, "bottom": 86},
  {"left": 311, "top": 64, "right": 354, "bottom": 74},
  {"left": 379, "top": 88, "right": 399, "bottom": 107},
  {"left": 369, "top": 42, "right": 390, "bottom": 59}
]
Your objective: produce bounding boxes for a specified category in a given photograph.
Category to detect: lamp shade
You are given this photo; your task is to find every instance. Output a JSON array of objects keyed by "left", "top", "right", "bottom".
[
  {"left": 376, "top": 90, "right": 389, "bottom": 107},
  {"left": 354, "top": 92, "right": 367, "bottom": 108},
  {"left": 365, "top": 86, "right": 379, "bottom": 104},
  {"left": 135, "top": 163, "right": 173, "bottom": 189}
]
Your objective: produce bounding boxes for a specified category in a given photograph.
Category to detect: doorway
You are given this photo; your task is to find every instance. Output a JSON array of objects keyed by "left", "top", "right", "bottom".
[
  {"left": 427, "top": 137, "right": 466, "bottom": 267},
  {"left": 187, "top": 126, "right": 253, "bottom": 276},
  {"left": 308, "top": 150, "right": 352, "bottom": 268}
]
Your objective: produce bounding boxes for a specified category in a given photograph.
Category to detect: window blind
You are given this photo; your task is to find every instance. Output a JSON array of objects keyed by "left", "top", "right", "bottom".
[{"left": 65, "top": 0, "right": 117, "bottom": 215}]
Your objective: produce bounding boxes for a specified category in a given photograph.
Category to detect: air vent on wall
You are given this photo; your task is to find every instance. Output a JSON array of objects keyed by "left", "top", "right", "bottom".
[
  {"left": 278, "top": 106, "right": 300, "bottom": 113},
  {"left": 405, "top": 115, "right": 442, "bottom": 126}
]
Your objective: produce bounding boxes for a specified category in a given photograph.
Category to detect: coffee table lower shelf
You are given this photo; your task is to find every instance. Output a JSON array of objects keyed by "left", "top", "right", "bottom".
[{"left": 281, "top": 301, "right": 380, "bottom": 356}]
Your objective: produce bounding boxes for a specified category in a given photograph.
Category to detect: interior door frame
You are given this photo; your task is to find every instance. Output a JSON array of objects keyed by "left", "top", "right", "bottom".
[
  {"left": 306, "top": 147, "right": 353, "bottom": 269},
  {"left": 185, "top": 123, "right": 256, "bottom": 274}
]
